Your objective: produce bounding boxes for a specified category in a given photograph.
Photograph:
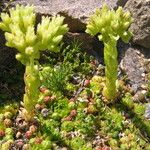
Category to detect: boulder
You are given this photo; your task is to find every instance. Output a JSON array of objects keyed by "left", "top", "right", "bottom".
[
  {"left": 119, "top": 45, "right": 149, "bottom": 95},
  {"left": 10, "top": 0, "right": 128, "bottom": 32},
  {"left": 125, "top": 0, "right": 150, "bottom": 48},
  {"left": 0, "top": 0, "right": 127, "bottom": 65}
]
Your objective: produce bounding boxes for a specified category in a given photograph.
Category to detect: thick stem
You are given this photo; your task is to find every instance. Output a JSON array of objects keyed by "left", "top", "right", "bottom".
[
  {"left": 103, "top": 38, "right": 118, "bottom": 100},
  {"left": 23, "top": 58, "right": 40, "bottom": 119}
]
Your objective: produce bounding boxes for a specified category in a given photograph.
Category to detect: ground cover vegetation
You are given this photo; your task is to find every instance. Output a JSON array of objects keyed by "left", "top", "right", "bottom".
[{"left": 0, "top": 4, "right": 150, "bottom": 150}]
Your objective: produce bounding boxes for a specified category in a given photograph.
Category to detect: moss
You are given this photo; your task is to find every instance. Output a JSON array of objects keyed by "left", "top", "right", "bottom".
[
  {"left": 61, "top": 121, "right": 74, "bottom": 132},
  {"left": 90, "top": 75, "right": 104, "bottom": 94},
  {"left": 133, "top": 104, "right": 145, "bottom": 116},
  {"left": 122, "top": 93, "right": 134, "bottom": 109}
]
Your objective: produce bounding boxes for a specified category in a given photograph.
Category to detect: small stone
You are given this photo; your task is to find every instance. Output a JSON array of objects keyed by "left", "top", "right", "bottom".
[
  {"left": 141, "top": 90, "right": 147, "bottom": 95},
  {"left": 18, "top": 121, "right": 28, "bottom": 130},
  {"left": 83, "top": 108, "right": 88, "bottom": 113},
  {"left": 134, "top": 91, "right": 146, "bottom": 102},
  {"left": 16, "top": 139, "right": 24, "bottom": 148},
  {"left": 62, "top": 147, "right": 68, "bottom": 150},
  {"left": 16, "top": 131, "right": 22, "bottom": 138},
  {"left": 141, "top": 84, "right": 147, "bottom": 90},
  {"left": 144, "top": 103, "right": 150, "bottom": 119},
  {"left": 141, "top": 73, "right": 146, "bottom": 77},
  {"left": 22, "top": 144, "right": 31, "bottom": 150},
  {"left": 41, "top": 108, "right": 49, "bottom": 117},
  {"left": 16, "top": 117, "right": 23, "bottom": 125},
  {"left": 35, "top": 104, "right": 43, "bottom": 111},
  {"left": 136, "top": 51, "right": 140, "bottom": 55}
]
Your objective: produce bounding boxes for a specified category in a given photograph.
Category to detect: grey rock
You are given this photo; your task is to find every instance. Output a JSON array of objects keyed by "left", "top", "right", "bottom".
[
  {"left": 119, "top": 46, "right": 147, "bottom": 93},
  {"left": 125, "top": 0, "right": 150, "bottom": 48},
  {"left": 10, "top": 0, "right": 128, "bottom": 32},
  {"left": 0, "top": 0, "right": 128, "bottom": 65},
  {"left": 41, "top": 108, "right": 49, "bottom": 117},
  {"left": 144, "top": 103, "right": 150, "bottom": 119},
  {"left": 0, "top": 30, "right": 17, "bottom": 67}
]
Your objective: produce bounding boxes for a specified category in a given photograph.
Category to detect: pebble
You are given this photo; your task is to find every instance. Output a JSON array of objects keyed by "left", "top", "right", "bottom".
[
  {"left": 141, "top": 73, "right": 146, "bottom": 77},
  {"left": 22, "top": 144, "right": 31, "bottom": 150},
  {"left": 141, "top": 90, "right": 147, "bottom": 95},
  {"left": 144, "top": 103, "right": 150, "bottom": 119},
  {"left": 62, "top": 147, "right": 68, "bottom": 150},
  {"left": 16, "top": 131, "right": 22, "bottom": 138},
  {"left": 133, "top": 90, "right": 147, "bottom": 102},
  {"left": 141, "top": 84, "right": 147, "bottom": 90},
  {"left": 18, "top": 121, "right": 28, "bottom": 130},
  {"left": 35, "top": 104, "right": 43, "bottom": 111},
  {"left": 16, "top": 139, "right": 24, "bottom": 148},
  {"left": 136, "top": 50, "right": 140, "bottom": 55},
  {"left": 41, "top": 108, "right": 49, "bottom": 117},
  {"left": 16, "top": 117, "right": 23, "bottom": 124}
]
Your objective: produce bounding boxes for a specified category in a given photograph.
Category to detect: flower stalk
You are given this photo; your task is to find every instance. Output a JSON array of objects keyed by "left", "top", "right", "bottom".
[
  {"left": 0, "top": 5, "right": 68, "bottom": 120},
  {"left": 86, "top": 4, "right": 133, "bottom": 100}
]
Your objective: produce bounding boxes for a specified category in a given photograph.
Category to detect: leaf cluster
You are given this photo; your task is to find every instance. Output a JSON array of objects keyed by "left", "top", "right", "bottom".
[
  {"left": 40, "top": 63, "right": 73, "bottom": 94},
  {"left": 0, "top": 5, "right": 68, "bottom": 65},
  {"left": 86, "top": 4, "right": 133, "bottom": 43}
]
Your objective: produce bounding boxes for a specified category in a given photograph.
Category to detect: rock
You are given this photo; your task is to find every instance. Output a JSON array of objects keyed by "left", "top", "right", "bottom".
[
  {"left": 124, "top": 0, "right": 150, "bottom": 48},
  {"left": 16, "top": 131, "right": 22, "bottom": 139},
  {"left": 41, "top": 108, "right": 49, "bottom": 117},
  {"left": 144, "top": 103, "right": 150, "bottom": 119},
  {"left": 10, "top": 0, "right": 128, "bottom": 32},
  {"left": 0, "top": 30, "right": 17, "bottom": 66},
  {"left": 119, "top": 46, "right": 147, "bottom": 93},
  {"left": 0, "top": 0, "right": 128, "bottom": 66},
  {"left": 22, "top": 144, "right": 31, "bottom": 150}
]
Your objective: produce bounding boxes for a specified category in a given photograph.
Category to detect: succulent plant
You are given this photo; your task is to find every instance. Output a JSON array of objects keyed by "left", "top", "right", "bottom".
[
  {"left": 0, "top": 5, "right": 68, "bottom": 119},
  {"left": 86, "top": 4, "right": 133, "bottom": 100}
]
